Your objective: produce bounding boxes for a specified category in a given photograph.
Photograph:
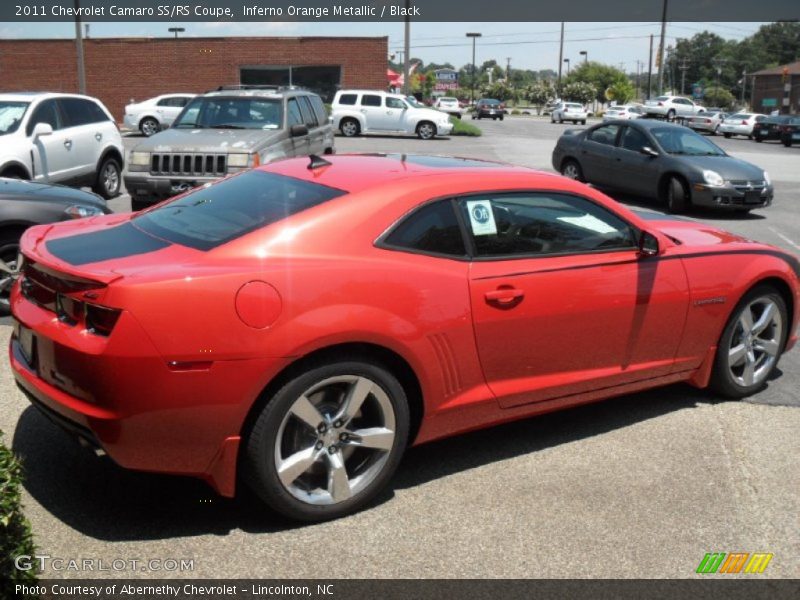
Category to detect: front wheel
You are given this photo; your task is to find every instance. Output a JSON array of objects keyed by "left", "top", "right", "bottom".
[
  {"left": 561, "top": 159, "right": 584, "bottom": 182},
  {"left": 244, "top": 359, "right": 410, "bottom": 522},
  {"left": 0, "top": 233, "right": 20, "bottom": 315},
  {"left": 665, "top": 176, "right": 688, "bottom": 214},
  {"left": 93, "top": 157, "right": 121, "bottom": 199},
  {"left": 667, "top": 109, "right": 676, "bottom": 121},
  {"left": 709, "top": 286, "right": 788, "bottom": 398},
  {"left": 416, "top": 121, "right": 436, "bottom": 140},
  {"left": 724, "top": 133, "right": 732, "bottom": 138}
]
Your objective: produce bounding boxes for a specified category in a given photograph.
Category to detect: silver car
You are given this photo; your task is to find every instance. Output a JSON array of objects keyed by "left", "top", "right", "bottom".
[
  {"left": 685, "top": 111, "right": 728, "bottom": 135},
  {"left": 124, "top": 86, "right": 335, "bottom": 211},
  {"left": 643, "top": 96, "right": 706, "bottom": 120}
]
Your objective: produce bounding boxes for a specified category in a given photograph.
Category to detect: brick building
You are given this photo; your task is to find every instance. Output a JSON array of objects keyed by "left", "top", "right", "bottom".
[
  {"left": 751, "top": 61, "right": 800, "bottom": 115},
  {"left": 0, "top": 36, "right": 388, "bottom": 120}
]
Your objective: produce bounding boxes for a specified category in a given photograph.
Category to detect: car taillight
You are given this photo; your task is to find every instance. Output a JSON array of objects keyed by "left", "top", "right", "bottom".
[
  {"left": 499, "top": 103, "right": 505, "bottom": 109},
  {"left": 564, "top": 107, "right": 569, "bottom": 112},
  {"left": 658, "top": 102, "right": 664, "bottom": 106},
  {"left": 704, "top": 119, "right": 711, "bottom": 123},
  {"left": 741, "top": 120, "right": 748, "bottom": 125},
  {"left": 85, "top": 303, "right": 122, "bottom": 336}
]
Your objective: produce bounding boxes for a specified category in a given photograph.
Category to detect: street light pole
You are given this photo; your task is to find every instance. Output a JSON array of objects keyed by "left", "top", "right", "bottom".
[
  {"left": 557, "top": 22, "right": 564, "bottom": 93},
  {"left": 466, "top": 32, "right": 481, "bottom": 104},
  {"left": 402, "top": 0, "right": 410, "bottom": 96},
  {"left": 657, "top": 0, "right": 668, "bottom": 95},
  {"left": 168, "top": 27, "right": 185, "bottom": 39},
  {"left": 564, "top": 58, "right": 570, "bottom": 76},
  {"left": 580, "top": 50, "right": 588, "bottom": 64}
]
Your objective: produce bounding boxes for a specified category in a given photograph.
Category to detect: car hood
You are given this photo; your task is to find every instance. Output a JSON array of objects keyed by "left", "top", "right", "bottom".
[
  {"left": 413, "top": 107, "right": 451, "bottom": 120},
  {"left": 0, "top": 178, "right": 108, "bottom": 210},
  {"left": 132, "top": 127, "right": 285, "bottom": 153},
  {"left": 674, "top": 155, "right": 766, "bottom": 180}
]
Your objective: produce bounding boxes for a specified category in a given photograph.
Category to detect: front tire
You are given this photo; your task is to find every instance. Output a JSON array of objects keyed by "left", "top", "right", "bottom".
[
  {"left": 709, "top": 286, "right": 788, "bottom": 398},
  {"left": 667, "top": 109, "right": 676, "bottom": 122},
  {"left": 93, "top": 157, "right": 121, "bottom": 199},
  {"left": 0, "top": 233, "right": 20, "bottom": 316},
  {"left": 724, "top": 133, "right": 732, "bottom": 138},
  {"left": 416, "top": 121, "right": 436, "bottom": 140},
  {"left": 244, "top": 359, "right": 410, "bottom": 522},
  {"left": 665, "top": 176, "right": 689, "bottom": 214}
]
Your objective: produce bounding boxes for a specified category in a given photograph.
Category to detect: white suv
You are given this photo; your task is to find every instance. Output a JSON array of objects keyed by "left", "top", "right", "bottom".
[
  {"left": 123, "top": 93, "right": 196, "bottom": 137},
  {"left": 0, "top": 92, "right": 124, "bottom": 198},
  {"left": 331, "top": 90, "right": 454, "bottom": 140}
]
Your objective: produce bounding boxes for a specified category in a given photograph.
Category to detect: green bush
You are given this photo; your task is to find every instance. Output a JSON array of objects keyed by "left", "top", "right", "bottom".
[
  {"left": 0, "top": 430, "right": 37, "bottom": 587},
  {"left": 449, "top": 116, "right": 482, "bottom": 136}
]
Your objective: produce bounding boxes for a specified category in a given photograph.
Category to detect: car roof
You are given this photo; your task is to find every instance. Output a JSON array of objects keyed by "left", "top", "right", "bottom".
[
  {"left": 262, "top": 153, "right": 546, "bottom": 194},
  {"left": 624, "top": 119, "right": 688, "bottom": 131},
  {"left": 0, "top": 92, "right": 100, "bottom": 102}
]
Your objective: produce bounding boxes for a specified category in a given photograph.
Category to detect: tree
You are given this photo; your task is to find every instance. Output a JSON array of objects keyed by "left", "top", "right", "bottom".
[
  {"left": 562, "top": 82, "right": 597, "bottom": 105},
  {"left": 481, "top": 81, "right": 515, "bottom": 102},
  {"left": 606, "top": 80, "right": 636, "bottom": 105},
  {"left": 527, "top": 80, "right": 557, "bottom": 113},
  {"left": 411, "top": 72, "right": 436, "bottom": 100},
  {"left": 702, "top": 86, "right": 736, "bottom": 110},
  {"left": 566, "top": 62, "right": 628, "bottom": 103}
]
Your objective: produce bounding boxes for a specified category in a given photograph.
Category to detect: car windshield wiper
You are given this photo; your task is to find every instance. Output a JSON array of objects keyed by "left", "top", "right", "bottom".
[{"left": 210, "top": 124, "right": 246, "bottom": 129}]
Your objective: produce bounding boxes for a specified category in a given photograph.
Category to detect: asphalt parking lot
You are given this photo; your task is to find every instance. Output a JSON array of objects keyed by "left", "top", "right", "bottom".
[{"left": 1, "top": 116, "right": 798, "bottom": 578}]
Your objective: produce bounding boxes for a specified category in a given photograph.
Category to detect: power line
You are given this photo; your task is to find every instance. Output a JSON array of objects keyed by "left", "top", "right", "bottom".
[{"left": 391, "top": 33, "right": 676, "bottom": 51}]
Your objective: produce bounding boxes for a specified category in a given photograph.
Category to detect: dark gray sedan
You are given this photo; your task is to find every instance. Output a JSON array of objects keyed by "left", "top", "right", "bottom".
[
  {"left": 0, "top": 178, "right": 111, "bottom": 313},
  {"left": 551, "top": 119, "right": 773, "bottom": 213}
]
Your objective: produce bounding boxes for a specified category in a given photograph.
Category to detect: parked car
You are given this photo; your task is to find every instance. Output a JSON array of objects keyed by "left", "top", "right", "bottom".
[
  {"left": 331, "top": 90, "right": 454, "bottom": 140},
  {"left": 780, "top": 116, "right": 800, "bottom": 147},
  {"left": 643, "top": 96, "right": 706, "bottom": 120},
  {"left": 718, "top": 113, "right": 767, "bottom": 139},
  {"left": 602, "top": 104, "right": 643, "bottom": 121},
  {"left": 123, "top": 93, "right": 196, "bottom": 137},
  {"left": 753, "top": 114, "right": 795, "bottom": 142},
  {"left": 10, "top": 153, "right": 798, "bottom": 522},
  {"left": 685, "top": 111, "right": 728, "bottom": 135},
  {"left": 551, "top": 102, "right": 588, "bottom": 124},
  {"left": 0, "top": 92, "right": 124, "bottom": 199},
  {"left": 472, "top": 98, "right": 505, "bottom": 120},
  {"left": 433, "top": 96, "right": 463, "bottom": 119},
  {"left": 124, "top": 85, "right": 335, "bottom": 211},
  {"left": 0, "top": 177, "right": 110, "bottom": 313},
  {"left": 552, "top": 119, "right": 773, "bottom": 213}
]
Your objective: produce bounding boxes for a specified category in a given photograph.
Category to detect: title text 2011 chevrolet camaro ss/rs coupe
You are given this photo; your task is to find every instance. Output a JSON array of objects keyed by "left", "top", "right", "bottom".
[{"left": 9, "top": 154, "right": 799, "bottom": 521}]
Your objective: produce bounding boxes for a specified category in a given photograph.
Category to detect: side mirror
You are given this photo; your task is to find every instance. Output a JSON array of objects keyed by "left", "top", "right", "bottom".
[
  {"left": 32, "top": 122, "right": 53, "bottom": 139},
  {"left": 638, "top": 231, "right": 660, "bottom": 257},
  {"left": 640, "top": 146, "right": 659, "bottom": 157},
  {"left": 290, "top": 124, "right": 309, "bottom": 137}
]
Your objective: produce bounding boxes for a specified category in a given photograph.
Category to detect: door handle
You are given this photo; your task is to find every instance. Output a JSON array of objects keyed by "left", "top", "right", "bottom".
[
  {"left": 360, "top": 109, "right": 367, "bottom": 113},
  {"left": 63, "top": 139, "right": 72, "bottom": 148},
  {"left": 485, "top": 288, "right": 525, "bottom": 305},
  {"left": 95, "top": 133, "right": 102, "bottom": 141}
]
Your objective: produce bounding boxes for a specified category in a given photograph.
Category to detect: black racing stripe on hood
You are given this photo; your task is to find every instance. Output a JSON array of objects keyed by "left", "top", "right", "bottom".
[{"left": 45, "top": 222, "right": 170, "bottom": 266}]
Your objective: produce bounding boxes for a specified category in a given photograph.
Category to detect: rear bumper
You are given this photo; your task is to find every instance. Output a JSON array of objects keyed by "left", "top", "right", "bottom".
[{"left": 9, "top": 287, "right": 289, "bottom": 497}]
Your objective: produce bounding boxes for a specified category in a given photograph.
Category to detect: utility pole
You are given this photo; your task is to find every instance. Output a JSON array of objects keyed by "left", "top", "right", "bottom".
[
  {"left": 466, "top": 32, "right": 482, "bottom": 104},
  {"left": 402, "top": 0, "right": 410, "bottom": 96},
  {"left": 618, "top": 62, "right": 625, "bottom": 72},
  {"left": 679, "top": 58, "right": 689, "bottom": 95},
  {"left": 74, "top": 0, "right": 86, "bottom": 94},
  {"left": 557, "top": 22, "right": 564, "bottom": 94},
  {"left": 506, "top": 57, "right": 511, "bottom": 81},
  {"left": 636, "top": 60, "right": 642, "bottom": 99},
  {"left": 647, "top": 34, "right": 653, "bottom": 100},
  {"left": 741, "top": 68, "right": 747, "bottom": 107},
  {"left": 657, "top": 0, "right": 668, "bottom": 95}
]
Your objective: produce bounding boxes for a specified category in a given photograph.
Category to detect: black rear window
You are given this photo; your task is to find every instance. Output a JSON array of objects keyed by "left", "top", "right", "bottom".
[{"left": 133, "top": 171, "right": 346, "bottom": 251}]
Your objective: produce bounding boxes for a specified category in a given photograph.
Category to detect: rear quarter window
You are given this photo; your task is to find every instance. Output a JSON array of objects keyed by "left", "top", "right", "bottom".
[{"left": 133, "top": 171, "right": 346, "bottom": 251}]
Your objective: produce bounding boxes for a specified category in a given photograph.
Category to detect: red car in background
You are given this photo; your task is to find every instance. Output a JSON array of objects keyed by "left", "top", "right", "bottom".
[{"left": 9, "top": 154, "right": 800, "bottom": 521}]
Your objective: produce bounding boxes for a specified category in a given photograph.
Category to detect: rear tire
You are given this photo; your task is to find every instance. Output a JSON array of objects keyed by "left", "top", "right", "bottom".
[
  {"left": 340, "top": 118, "right": 360, "bottom": 137},
  {"left": 243, "top": 358, "right": 410, "bottom": 522},
  {"left": 416, "top": 121, "right": 436, "bottom": 140},
  {"left": 93, "top": 157, "right": 121, "bottom": 199},
  {"left": 665, "top": 176, "right": 689, "bottom": 214},
  {"left": 139, "top": 117, "right": 160, "bottom": 137},
  {"left": 724, "top": 133, "right": 732, "bottom": 138},
  {"left": 667, "top": 109, "right": 676, "bottom": 121},
  {"left": 709, "top": 286, "right": 788, "bottom": 398},
  {"left": 0, "top": 232, "right": 21, "bottom": 316}
]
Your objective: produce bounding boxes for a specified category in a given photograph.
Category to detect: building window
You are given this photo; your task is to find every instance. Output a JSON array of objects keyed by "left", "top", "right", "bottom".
[{"left": 240, "top": 65, "right": 342, "bottom": 102}]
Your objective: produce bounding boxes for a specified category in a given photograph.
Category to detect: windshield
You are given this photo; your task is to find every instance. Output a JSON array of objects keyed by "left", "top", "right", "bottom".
[
  {"left": 406, "top": 96, "right": 424, "bottom": 108},
  {"left": 133, "top": 171, "right": 345, "bottom": 251},
  {"left": 651, "top": 127, "right": 726, "bottom": 156},
  {"left": 0, "top": 101, "right": 30, "bottom": 136},
  {"left": 566, "top": 103, "right": 583, "bottom": 109},
  {"left": 727, "top": 113, "right": 749, "bottom": 120},
  {"left": 172, "top": 97, "right": 283, "bottom": 130}
]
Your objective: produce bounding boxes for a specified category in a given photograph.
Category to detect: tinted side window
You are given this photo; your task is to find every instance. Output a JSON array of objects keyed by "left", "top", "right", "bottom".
[
  {"left": 26, "top": 99, "right": 62, "bottom": 135},
  {"left": 383, "top": 200, "right": 466, "bottom": 257},
  {"left": 386, "top": 97, "right": 405, "bottom": 109},
  {"left": 287, "top": 98, "right": 304, "bottom": 126},
  {"left": 361, "top": 95, "right": 382, "bottom": 107},
  {"left": 298, "top": 96, "right": 318, "bottom": 128},
  {"left": 156, "top": 98, "right": 172, "bottom": 107},
  {"left": 309, "top": 95, "right": 328, "bottom": 123},
  {"left": 337, "top": 94, "right": 357, "bottom": 106},
  {"left": 459, "top": 193, "right": 636, "bottom": 258},
  {"left": 619, "top": 126, "right": 650, "bottom": 152},
  {"left": 59, "top": 98, "right": 107, "bottom": 126},
  {"left": 587, "top": 124, "right": 620, "bottom": 146}
]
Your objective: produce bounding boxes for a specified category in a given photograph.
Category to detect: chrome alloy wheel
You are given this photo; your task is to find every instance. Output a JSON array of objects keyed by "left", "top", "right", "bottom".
[
  {"left": 726, "top": 297, "right": 783, "bottom": 388},
  {"left": 103, "top": 163, "right": 120, "bottom": 196},
  {"left": 0, "top": 251, "right": 19, "bottom": 313},
  {"left": 562, "top": 163, "right": 580, "bottom": 180},
  {"left": 140, "top": 118, "right": 159, "bottom": 137},
  {"left": 274, "top": 375, "right": 396, "bottom": 506}
]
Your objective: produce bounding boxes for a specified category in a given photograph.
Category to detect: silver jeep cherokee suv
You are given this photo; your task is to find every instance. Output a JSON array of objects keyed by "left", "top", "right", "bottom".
[{"left": 124, "top": 86, "right": 335, "bottom": 210}]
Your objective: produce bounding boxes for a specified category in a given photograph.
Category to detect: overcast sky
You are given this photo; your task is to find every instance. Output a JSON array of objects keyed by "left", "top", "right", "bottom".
[{"left": 2, "top": 21, "right": 766, "bottom": 72}]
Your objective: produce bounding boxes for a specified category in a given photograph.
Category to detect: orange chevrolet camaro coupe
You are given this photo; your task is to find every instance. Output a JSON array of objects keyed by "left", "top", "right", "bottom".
[{"left": 9, "top": 154, "right": 799, "bottom": 521}]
